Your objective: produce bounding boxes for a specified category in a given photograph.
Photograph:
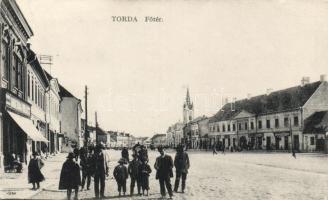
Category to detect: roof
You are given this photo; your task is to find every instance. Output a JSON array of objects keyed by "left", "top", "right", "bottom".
[
  {"left": 43, "top": 70, "right": 80, "bottom": 100},
  {"left": 209, "top": 81, "right": 322, "bottom": 123},
  {"left": 304, "top": 111, "right": 328, "bottom": 133},
  {"left": 189, "top": 115, "right": 208, "bottom": 124},
  {"left": 27, "top": 50, "right": 49, "bottom": 87},
  {"left": 151, "top": 134, "right": 166, "bottom": 140},
  {"left": 97, "top": 127, "right": 107, "bottom": 135}
]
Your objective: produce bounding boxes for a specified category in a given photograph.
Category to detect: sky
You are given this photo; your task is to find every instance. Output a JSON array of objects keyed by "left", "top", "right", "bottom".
[{"left": 17, "top": 0, "right": 328, "bottom": 137}]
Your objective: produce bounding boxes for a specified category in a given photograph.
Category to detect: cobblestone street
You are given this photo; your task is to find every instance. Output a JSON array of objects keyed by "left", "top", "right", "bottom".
[{"left": 28, "top": 150, "right": 328, "bottom": 200}]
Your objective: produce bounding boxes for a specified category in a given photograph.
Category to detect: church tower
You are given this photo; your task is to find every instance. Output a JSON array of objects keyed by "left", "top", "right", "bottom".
[{"left": 183, "top": 88, "right": 194, "bottom": 124}]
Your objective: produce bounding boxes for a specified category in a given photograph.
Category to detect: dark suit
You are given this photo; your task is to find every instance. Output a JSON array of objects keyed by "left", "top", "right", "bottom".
[
  {"left": 154, "top": 155, "right": 173, "bottom": 197},
  {"left": 92, "top": 152, "right": 109, "bottom": 198}
]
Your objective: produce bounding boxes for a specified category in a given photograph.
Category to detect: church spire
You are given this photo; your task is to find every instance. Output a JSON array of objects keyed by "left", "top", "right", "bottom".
[{"left": 186, "top": 88, "right": 191, "bottom": 105}]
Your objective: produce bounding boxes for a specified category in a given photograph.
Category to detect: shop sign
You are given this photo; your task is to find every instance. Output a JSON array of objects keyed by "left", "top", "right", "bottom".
[{"left": 5, "top": 93, "right": 30, "bottom": 116}]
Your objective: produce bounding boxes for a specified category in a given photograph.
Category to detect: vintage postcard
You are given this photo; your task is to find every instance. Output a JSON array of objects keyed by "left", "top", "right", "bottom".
[{"left": 0, "top": 0, "right": 327, "bottom": 199}]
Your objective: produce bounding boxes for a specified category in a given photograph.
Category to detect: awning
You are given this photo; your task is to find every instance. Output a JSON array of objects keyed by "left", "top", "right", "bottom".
[{"left": 8, "top": 111, "right": 48, "bottom": 142}]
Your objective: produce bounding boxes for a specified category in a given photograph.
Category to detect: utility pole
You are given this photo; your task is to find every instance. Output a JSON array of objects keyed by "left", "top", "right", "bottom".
[
  {"left": 84, "top": 86, "right": 88, "bottom": 147},
  {"left": 95, "top": 111, "right": 98, "bottom": 144}
]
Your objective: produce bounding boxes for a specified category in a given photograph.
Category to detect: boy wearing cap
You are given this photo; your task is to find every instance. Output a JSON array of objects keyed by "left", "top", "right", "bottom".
[{"left": 113, "top": 158, "right": 129, "bottom": 196}]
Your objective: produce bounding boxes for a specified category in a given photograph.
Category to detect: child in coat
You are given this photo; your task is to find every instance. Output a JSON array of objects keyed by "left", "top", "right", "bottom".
[
  {"left": 138, "top": 159, "right": 152, "bottom": 196},
  {"left": 113, "top": 158, "right": 129, "bottom": 196}
]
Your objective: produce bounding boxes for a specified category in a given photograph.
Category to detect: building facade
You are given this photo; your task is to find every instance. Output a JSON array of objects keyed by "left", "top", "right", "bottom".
[
  {"left": 58, "top": 85, "right": 83, "bottom": 150},
  {"left": 208, "top": 76, "right": 328, "bottom": 152}
]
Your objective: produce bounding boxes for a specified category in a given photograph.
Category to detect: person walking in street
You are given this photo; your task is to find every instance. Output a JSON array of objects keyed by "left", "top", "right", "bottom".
[
  {"left": 212, "top": 144, "right": 217, "bottom": 155},
  {"left": 113, "top": 158, "right": 129, "bottom": 196},
  {"left": 139, "top": 158, "right": 152, "bottom": 196},
  {"left": 59, "top": 152, "right": 81, "bottom": 200},
  {"left": 92, "top": 144, "right": 109, "bottom": 199},
  {"left": 174, "top": 145, "right": 190, "bottom": 193},
  {"left": 28, "top": 152, "right": 45, "bottom": 190},
  {"left": 128, "top": 153, "right": 142, "bottom": 196},
  {"left": 154, "top": 146, "right": 174, "bottom": 199},
  {"left": 80, "top": 147, "right": 93, "bottom": 191}
]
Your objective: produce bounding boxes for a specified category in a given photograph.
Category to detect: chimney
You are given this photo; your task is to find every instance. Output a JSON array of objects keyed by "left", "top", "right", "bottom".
[
  {"left": 320, "top": 74, "right": 327, "bottom": 82},
  {"left": 301, "top": 76, "right": 310, "bottom": 86},
  {"left": 247, "top": 93, "right": 252, "bottom": 99},
  {"left": 27, "top": 43, "right": 31, "bottom": 50},
  {"left": 266, "top": 88, "right": 273, "bottom": 95}
]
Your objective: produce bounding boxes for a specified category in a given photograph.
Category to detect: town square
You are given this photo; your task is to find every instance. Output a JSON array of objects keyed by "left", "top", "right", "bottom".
[{"left": 0, "top": 0, "right": 328, "bottom": 199}]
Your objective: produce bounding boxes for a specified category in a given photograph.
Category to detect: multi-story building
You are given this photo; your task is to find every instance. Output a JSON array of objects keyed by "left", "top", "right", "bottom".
[
  {"left": 26, "top": 48, "right": 50, "bottom": 158},
  {"left": 44, "top": 71, "right": 61, "bottom": 154},
  {"left": 0, "top": 0, "right": 40, "bottom": 171},
  {"left": 167, "top": 122, "right": 184, "bottom": 148},
  {"left": 208, "top": 76, "right": 328, "bottom": 152},
  {"left": 183, "top": 115, "right": 208, "bottom": 149},
  {"left": 58, "top": 84, "right": 83, "bottom": 150}
]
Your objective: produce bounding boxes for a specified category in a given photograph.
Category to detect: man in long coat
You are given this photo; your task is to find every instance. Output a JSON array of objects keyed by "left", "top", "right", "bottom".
[
  {"left": 92, "top": 144, "right": 109, "bottom": 199},
  {"left": 59, "top": 152, "right": 81, "bottom": 200},
  {"left": 173, "top": 145, "right": 190, "bottom": 193},
  {"left": 154, "top": 146, "right": 174, "bottom": 198}
]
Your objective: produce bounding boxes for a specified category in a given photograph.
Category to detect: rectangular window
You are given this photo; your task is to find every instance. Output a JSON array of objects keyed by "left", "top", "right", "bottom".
[
  {"left": 251, "top": 122, "right": 254, "bottom": 130},
  {"left": 31, "top": 78, "right": 34, "bottom": 101},
  {"left": 266, "top": 119, "right": 270, "bottom": 129},
  {"left": 27, "top": 73, "right": 30, "bottom": 97},
  {"left": 228, "top": 124, "right": 231, "bottom": 132},
  {"left": 245, "top": 122, "right": 248, "bottom": 130},
  {"left": 284, "top": 117, "right": 289, "bottom": 127},
  {"left": 275, "top": 118, "right": 279, "bottom": 128},
  {"left": 2, "top": 41, "right": 9, "bottom": 80},
  {"left": 310, "top": 137, "right": 315, "bottom": 145},
  {"left": 233, "top": 124, "right": 236, "bottom": 131},
  {"left": 258, "top": 120, "right": 262, "bottom": 129},
  {"left": 294, "top": 116, "right": 299, "bottom": 127},
  {"left": 217, "top": 126, "right": 220, "bottom": 132},
  {"left": 222, "top": 124, "right": 226, "bottom": 132},
  {"left": 238, "top": 123, "right": 241, "bottom": 130}
]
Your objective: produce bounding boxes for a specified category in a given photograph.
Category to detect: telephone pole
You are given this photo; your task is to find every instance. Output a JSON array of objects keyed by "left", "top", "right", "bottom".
[
  {"left": 95, "top": 111, "right": 98, "bottom": 144},
  {"left": 84, "top": 86, "right": 88, "bottom": 147}
]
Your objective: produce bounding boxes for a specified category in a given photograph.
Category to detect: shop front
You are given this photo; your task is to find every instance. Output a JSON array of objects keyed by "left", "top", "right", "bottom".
[{"left": 0, "top": 90, "right": 48, "bottom": 172}]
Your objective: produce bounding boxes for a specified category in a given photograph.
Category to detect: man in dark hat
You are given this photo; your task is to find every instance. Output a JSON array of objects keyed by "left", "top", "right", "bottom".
[
  {"left": 59, "top": 152, "right": 81, "bottom": 200},
  {"left": 128, "top": 153, "right": 142, "bottom": 196},
  {"left": 154, "top": 146, "right": 174, "bottom": 199},
  {"left": 92, "top": 143, "right": 109, "bottom": 199},
  {"left": 174, "top": 144, "right": 190, "bottom": 193}
]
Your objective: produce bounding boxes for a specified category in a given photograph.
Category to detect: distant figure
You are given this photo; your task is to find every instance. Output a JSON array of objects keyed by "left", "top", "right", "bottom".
[
  {"left": 292, "top": 149, "right": 296, "bottom": 159},
  {"left": 154, "top": 146, "right": 174, "bottom": 199},
  {"left": 73, "top": 147, "right": 79, "bottom": 161},
  {"left": 138, "top": 145, "right": 149, "bottom": 162},
  {"left": 92, "top": 144, "right": 109, "bottom": 199},
  {"left": 59, "top": 152, "right": 81, "bottom": 200},
  {"left": 128, "top": 153, "right": 142, "bottom": 196},
  {"left": 174, "top": 145, "right": 190, "bottom": 193},
  {"left": 139, "top": 158, "right": 152, "bottom": 196},
  {"left": 114, "top": 158, "right": 129, "bottom": 196},
  {"left": 121, "top": 147, "right": 129, "bottom": 164},
  {"left": 28, "top": 152, "right": 45, "bottom": 190},
  {"left": 212, "top": 145, "right": 217, "bottom": 155}
]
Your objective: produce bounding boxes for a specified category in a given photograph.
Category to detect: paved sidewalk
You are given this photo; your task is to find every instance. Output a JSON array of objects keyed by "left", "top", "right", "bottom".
[{"left": 0, "top": 153, "right": 65, "bottom": 199}]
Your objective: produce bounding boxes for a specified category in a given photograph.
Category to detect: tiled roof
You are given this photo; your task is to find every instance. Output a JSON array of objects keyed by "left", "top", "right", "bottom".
[
  {"left": 304, "top": 111, "right": 328, "bottom": 133},
  {"left": 27, "top": 50, "right": 49, "bottom": 87},
  {"left": 210, "top": 81, "right": 322, "bottom": 123}
]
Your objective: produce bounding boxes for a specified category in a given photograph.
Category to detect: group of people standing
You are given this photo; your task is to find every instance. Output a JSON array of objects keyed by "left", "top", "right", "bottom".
[{"left": 29, "top": 142, "right": 190, "bottom": 200}]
